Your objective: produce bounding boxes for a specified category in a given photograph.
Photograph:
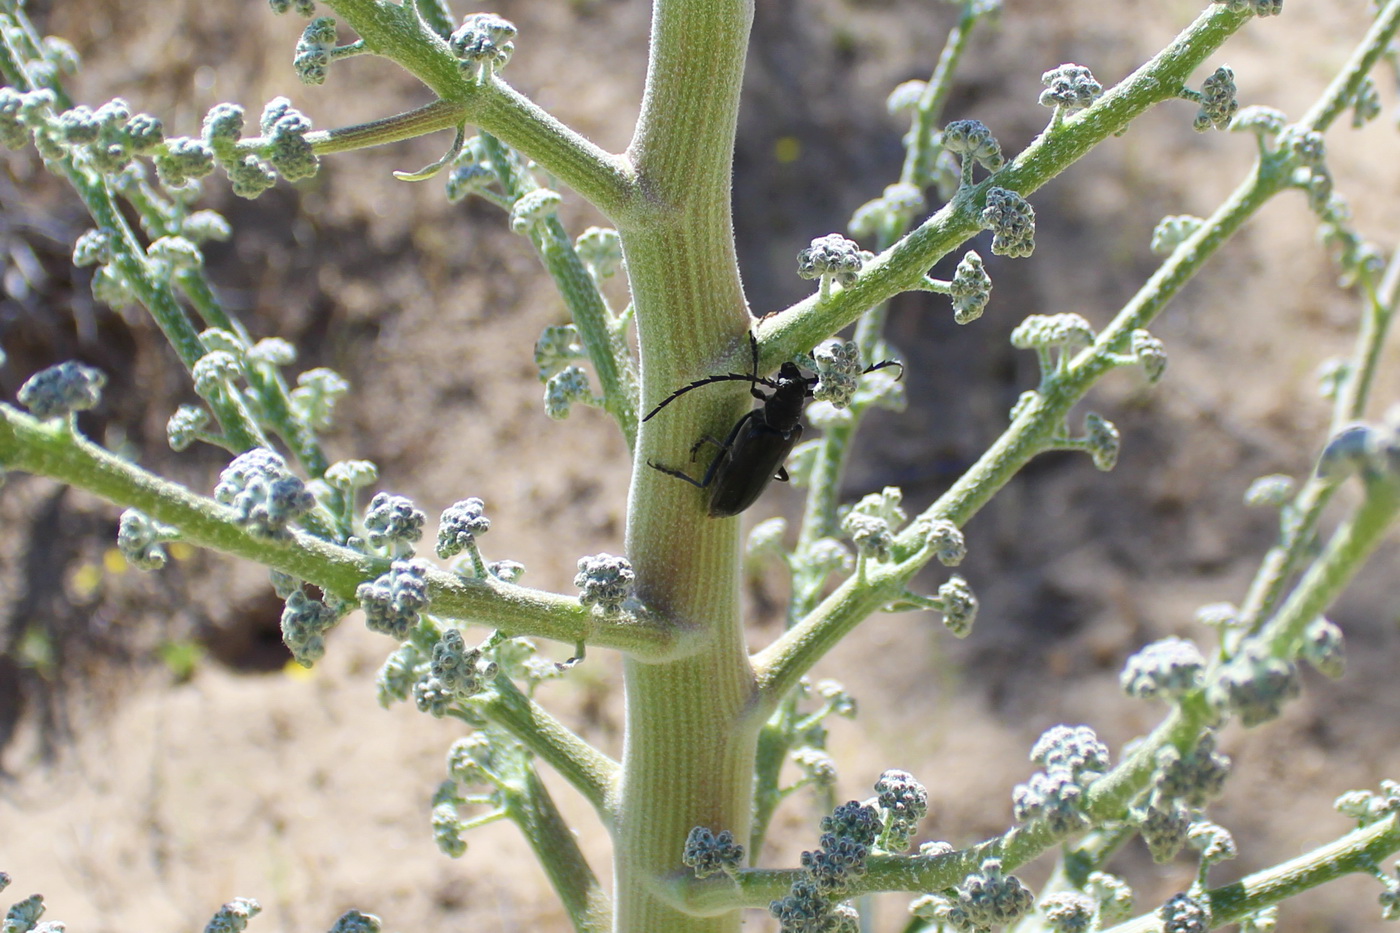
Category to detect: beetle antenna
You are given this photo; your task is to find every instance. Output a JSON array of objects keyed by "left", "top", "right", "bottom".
[
  {"left": 864, "top": 359, "right": 905, "bottom": 381},
  {"left": 643, "top": 371, "right": 779, "bottom": 422}
]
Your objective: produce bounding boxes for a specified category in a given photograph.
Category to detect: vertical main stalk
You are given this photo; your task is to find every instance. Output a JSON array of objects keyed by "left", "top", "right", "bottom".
[{"left": 613, "top": 1, "right": 758, "bottom": 931}]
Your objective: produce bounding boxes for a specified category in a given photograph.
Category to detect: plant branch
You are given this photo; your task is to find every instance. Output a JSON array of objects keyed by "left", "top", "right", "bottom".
[
  {"left": 506, "top": 766, "right": 614, "bottom": 933},
  {"left": 469, "top": 675, "right": 621, "bottom": 823},
  {"left": 0, "top": 406, "right": 682, "bottom": 659},
  {"left": 753, "top": 3, "right": 1253, "bottom": 368},
  {"left": 316, "top": 0, "right": 639, "bottom": 221}
]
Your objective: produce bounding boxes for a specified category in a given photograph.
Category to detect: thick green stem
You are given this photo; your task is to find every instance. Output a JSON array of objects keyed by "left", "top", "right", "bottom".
[{"left": 611, "top": 1, "right": 759, "bottom": 930}]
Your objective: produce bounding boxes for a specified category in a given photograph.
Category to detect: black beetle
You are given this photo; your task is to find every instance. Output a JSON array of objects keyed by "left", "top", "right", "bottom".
[{"left": 644, "top": 333, "right": 902, "bottom": 517}]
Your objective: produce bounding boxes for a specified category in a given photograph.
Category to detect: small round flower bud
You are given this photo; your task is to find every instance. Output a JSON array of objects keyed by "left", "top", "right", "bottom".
[
  {"left": 509, "top": 183, "right": 562, "bottom": 232},
  {"left": 822, "top": 800, "right": 882, "bottom": 846},
  {"left": 534, "top": 324, "right": 584, "bottom": 380},
  {"left": 269, "top": 0, "right": 317, "bottom": 13},
  {"left": 1154, "top": 731, "right": 1231, "bottom": 807},
  {"left": 288, "top": 367, "right": 349, "bottom": 432},
  {"left": 806, "top": 537, "right": 854, "bottom": 579},
  {"left": 949, "top": 251, "right": 992, "bottom": 324},
  {"left": 1279, "top": 125, "right": 1325, "bottom": 169},
  {"left": 981, "top": 187, "right": 1035, "bottom": 258},
  {"left": 182, "top": 210, "right": 232, "bottom": 244},
  {"left": 450, "top": 13, "right": 517, "bottom": 84},
  {"left": 849, "top": 183, "right": 926, "bottom": 240},
  {"left": 1205, "top": 646, "right": 1301, "bottom": 726},
  {"left": 543, "top": 365, "right": 595, "bottom": 420},
  {"left": 1187, "top": 819, "right": 1237, "bottom": 865},
  {"left": 1031, "top": 724, "right": 1110, "bottom": 777},
  {"left": 1039, "top": 64, "right": 1102, "bottom": 115},
  {"left": 0, "top": 88, "right": 30, "bottom": 150},
  {"left": 1013, "top": 768, "right": 1088, "bottom": 832},
  {"left": 123, "top": 112, "right": 165, "bottom": 153},
  {"left": 811, "top": 340, "right": 862, "bottom": 408},
  {"left": 280, "top": 587, "right": 345, "bottom": 666},
  {"left": 328, "top": 911, "right": 381, "bottom": 933},
  {"left": 117, "top": 508, "right": 176, "bottom": 571},
  {"left": 849, "top": 486, "right": 906, "bottom": 529},
  {"left": 915, "top": 518, "right": 965, "bottom": 567},
  {"left": 260, "top": 98, "right": 317, "bottom": 181},
  {"left": 325, "top": 459, "right": 378, "bottom": 493},
  {"left": 445, "top": 162, "right": 497, "bottom": 202},
  {"left": 226, "top": 153, "right": 278, "bottom": 199},
  {"left": 414, "top": 628, "right": 496, "bottom": 715},
  {"left": 201, "top": 103, "right": 245, "bottom": 162},
  {"left": 1193, "top": 66, "right": 1238, "bottom": 132},
  {"left": 205, "top": 898, "right": 262, "bottom": 933},
  {"left": 364, "top": 492, "right": 426, "bottom": 553},
  {"left": 1351, "top": 76, "right": 1381, "bottom": 128},
  {"left": 1150, "top": 215, "right": 1204, "bottom": 254},
  {"left": 72, "top": 228, "right": 113, "bottom": 267},
  {"left": 1301, "top": 616, "right": 1345, "bottom": 679},
  {"left": 167, "top": 404, "right": 211, "bottom": 451},
  {"left": 432, "top": 800, "right": 467, "bottom": 857},
  {"left": 938, "top": 575, "right": 977, "bottom": 637},
  {"left": 148, "top": 235, "right": 203, "bottom": 274},
  {"left": 955, "top": 858, "right": 1035, "bottom": 930},
  {"left": 1230, "top": 104, "right": 1286, "bottom": 138},
  {"left": 1159, "top": 892, "right": 1210, "bottom": 933},
  {"left": 1087, "top": 872, "right": 1135, "bottom": 923},
  {"left": 1138, "top": 798, "right": 1191, "bottom": 862},
  {"left": 875, "top": 769, "right": 928, "bottom": 851},
  {"left": 357, "top": 558, "right": 432, "bottom": 639},
  {"left": 574, "top": 227, "right": 623, "bottom": 280},
  {"left": 192, "top": 350, "right": 243, "bottom": 400},
  {"left": 1334, "top": 780, "right": 1400, "bottom": 825},
  {"left": 574, "top": 553, "right": 634, "bottom": 614},
  {"left": 797, "top": 234, "right": 865, "bottom": 290},
  {"left": 941, "top": 119, "right": 1005, "bottom": 173},
  {"left": 843, "top": 512, "right": 892, "bottom": 562},
  {"left": 1121, "top": 636, "right": 1206, "bottom": 700},
  {"left": 1040, "top": 892, "right": 1096, "bottom": 933},
  {"left": 214, "top": 448, "right": 316, "bottom": 540},
  {"left": 18, "top": 361, "right": 106, "bottom": 420},
  {"left": 437, "top": 497, "right": 490, "bottom": 559},
  {"left": 791, "top": 747, "right": 837, "bottom": 787},
  {"left": 746, "top": 516, "right": 789, "bottom": 563},
  {"left": 887, "top": 80, "right": 927, "bottom": 117},
  {"left": 91, "top": 264, "right": 135, "bottom": 308},
  {"left": 1240, "top": 907, "right": 1279, "bottom": 933},
  {"left": 1195, "top": 602, "right": 1239, "bottom": 629},
  {"left": 1131, "top": 329, "right": 1168, "bottom": 382},
  {"left": 489, "top": 560, "right": 525, "bottom": 583},
  {"left": 155, "top": 137, "right": 216, "bottom": 189},
  {"left": 683, "top": 827, "right": 745, "bottom": 879},
  {"left": 1084, "top": 413, "right": 1120, "bottom": 471},
  {"left": 294, "top": 17, "right": 339, "bottom": 85}
]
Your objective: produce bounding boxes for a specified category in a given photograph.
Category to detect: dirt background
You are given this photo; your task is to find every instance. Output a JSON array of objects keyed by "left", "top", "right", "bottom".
[{"left": 2, "top": 1, "right": 1400, "bottom": 931}]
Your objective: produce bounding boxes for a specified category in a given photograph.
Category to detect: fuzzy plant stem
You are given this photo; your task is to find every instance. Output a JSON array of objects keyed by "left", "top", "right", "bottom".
[{"left": 611, "top": 0, "right": 761, "bottom": 930}]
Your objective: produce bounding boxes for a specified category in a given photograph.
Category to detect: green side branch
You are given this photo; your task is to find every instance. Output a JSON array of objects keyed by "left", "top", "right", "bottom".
[
  {"left": 0, "top": 405, "right": 681, "bottom": 659},
  {"left": 753, "top": 2, "right": 1253, "bottom": 367},
  {"left": 318, "top": 0, "right": 639, "bottom": 222},
  {"left": 466, "top": 675, "right": 621, "bottom": 822}
]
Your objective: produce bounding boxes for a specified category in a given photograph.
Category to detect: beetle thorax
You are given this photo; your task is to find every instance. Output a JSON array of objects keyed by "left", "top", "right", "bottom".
[{"left": 761, "top": 363, "right": 809, "bottom": 433}]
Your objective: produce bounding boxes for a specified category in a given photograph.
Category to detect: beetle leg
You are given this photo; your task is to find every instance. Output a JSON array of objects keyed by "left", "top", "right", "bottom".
[
  {"left": 689, "top": 435, "right": 728, "bottom": 461},
  {"left": 774, "top": 466, "right": 790, "bottom": 483},
  {"left": 646, "top": 459, "right": 710, "bottom": 488}
]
